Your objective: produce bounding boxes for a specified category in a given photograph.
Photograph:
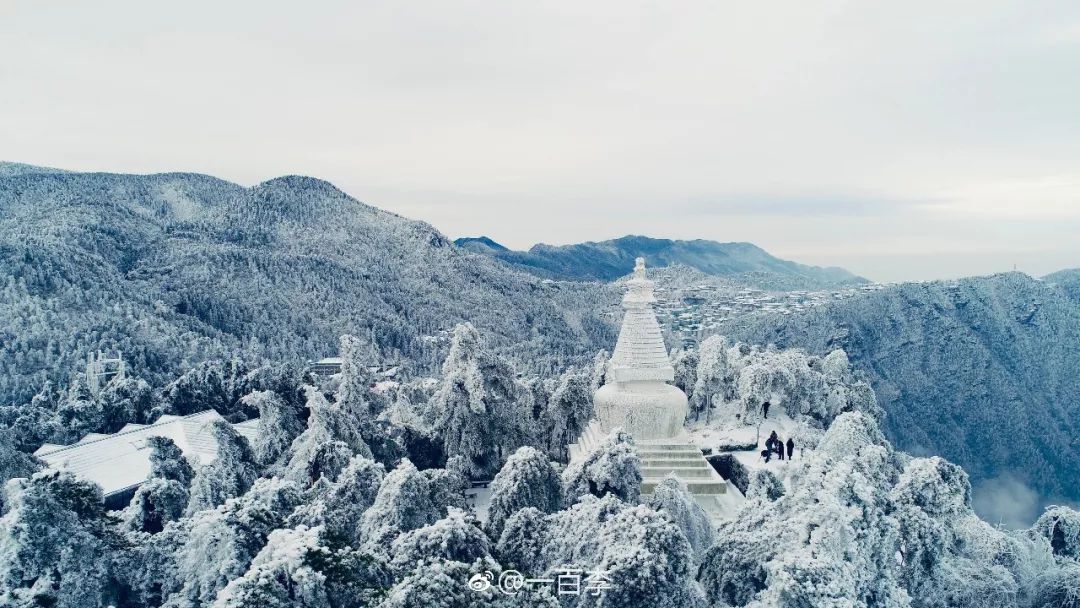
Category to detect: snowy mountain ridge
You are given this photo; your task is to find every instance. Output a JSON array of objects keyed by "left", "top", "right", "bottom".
[
  {"left": 0, "top": 167, "right": 618, "bottom": 408},
  {"left": 453, "top": 234, "right": 869, "bottom": 288}
]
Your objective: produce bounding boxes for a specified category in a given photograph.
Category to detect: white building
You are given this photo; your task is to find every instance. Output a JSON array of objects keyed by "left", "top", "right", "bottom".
[
  {"left": 35, "top": 410, "right": 259, "bottom": 508},
  {"left": 570, "top": 258, "right": 744, "bottom": 519}
]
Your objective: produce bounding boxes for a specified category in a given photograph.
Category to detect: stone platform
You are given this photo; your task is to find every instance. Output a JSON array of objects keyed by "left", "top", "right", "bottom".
[{"left": 570, "top": 420, "right": 737, "bottom": 520}]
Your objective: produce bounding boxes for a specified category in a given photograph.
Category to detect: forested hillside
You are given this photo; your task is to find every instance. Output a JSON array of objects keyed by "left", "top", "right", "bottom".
[
  {"left": 0, "top": 165, "right": 618, "bottom": 408},
  {"left": 717, "top": 272, "right": 1080, "bottom": 505},
  {"left": 454, "top": 234, "right": 867, "bottom": 288}
]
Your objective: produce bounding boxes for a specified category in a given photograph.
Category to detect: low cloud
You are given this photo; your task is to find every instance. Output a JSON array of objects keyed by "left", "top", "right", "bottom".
[{"left": 971, "top": 473, "right": 1041, "bottom": 529}]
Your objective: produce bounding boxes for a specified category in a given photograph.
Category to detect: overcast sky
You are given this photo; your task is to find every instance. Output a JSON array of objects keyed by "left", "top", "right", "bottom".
[{"left": 3, "top": 1, "right": 1079, "bottom": 282}]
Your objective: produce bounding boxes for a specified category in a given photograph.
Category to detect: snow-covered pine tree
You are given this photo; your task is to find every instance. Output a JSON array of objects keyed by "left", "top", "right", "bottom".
[
  {"left": 1032, "top": 505, "right": 1080, "bottom": 559},
  {"left": 590, "top": 349, "right": 609, "bottom": 391},
  {"left": 53, "top": 375, "right": 104, "bottom": 444},
  {"left": 244, "top": 389, "right": 303, "bottom": 468},
  {"left": 562, "top": 430, "right": 641, "bottom": 504},
  {"left": 699, "top": 412, "right": 909, "bottom": 607},
  {"left": 289, "top": 455, "right": 386, "bottom": 545},
  {"left": 691, "top": 335, "right": 730, "bottom": 422},
  {"left": 428, "top": 323, "right": 524, "bottom": 479},
  {"left": 184, "top": 420, "right": 258, "bottom": 515},
  {"left": 121, "top": 477, "right": 189, "bottom": 534},
  {"left": 647, "top": 474, "right": 715, "bottom": 562},
  {"left": 542, "top": 369, "right": 592, "bottom": 462},
  {"left": 388, "top": 508, "right": 492, "bottom": 575},
  {"left": 0, "top": 471, "right": 115, "bottom": 607},
  {"left": 671, "top": 347, "right": 698, "bottom": 405},
  {"left": 360, "top": 460, "right": 466, "bottom": 556},
  {"left": 283, "top": 387, "right": 372, "bottom": 485},
  {"left": 97, "top": 376, "right": 155, "bottom": 429},
  {"left": 213, "top": 525, "right": 390, "bottom": 608},
  {"left": 486, "top": 446, "right": 563, "bottom": 540},
  {"left": 147, "top": 435, "right": 195, "bottom": 487},
  {"left": 157, "top": 477, "right": 304, "bottom": 608},
  {"left": 745, "top": 468, "right": 785, "bottom": 501},
  {"left": 501, "top": 494, "right": 702, "bottom": 608},
  {"left": 0, "top": 428, "right": 38, "bottom": 511}
]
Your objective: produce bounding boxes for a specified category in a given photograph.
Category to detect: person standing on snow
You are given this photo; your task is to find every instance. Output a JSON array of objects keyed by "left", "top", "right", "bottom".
[{"left": 786, "top": 437, "right": 795, "bottom": 461}]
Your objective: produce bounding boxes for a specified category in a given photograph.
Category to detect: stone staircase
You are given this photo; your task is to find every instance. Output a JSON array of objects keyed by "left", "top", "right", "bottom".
[{"left": 570, "top": 421, "right": 733, "bottom": 519}]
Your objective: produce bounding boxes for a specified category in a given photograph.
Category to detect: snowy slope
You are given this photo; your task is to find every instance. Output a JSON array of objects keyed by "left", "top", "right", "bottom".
[
  {"left": 0, "top": 168, "right": 618, "bottom": 407},
  {"left": 717, "top": 272, "right": 1080, "bottom": 505}
]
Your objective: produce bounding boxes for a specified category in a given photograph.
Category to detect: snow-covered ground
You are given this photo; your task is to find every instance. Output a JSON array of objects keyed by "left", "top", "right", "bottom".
[
  {"left": 686, "top": 407, "right": 815, "bottom": 491},
  {"left": 465, "top": 484, "right": 493, "bottom": 524}
]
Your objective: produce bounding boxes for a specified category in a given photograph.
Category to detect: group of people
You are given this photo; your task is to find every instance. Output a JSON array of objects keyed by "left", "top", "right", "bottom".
[{"left": 762, "top": 430, "right": 794, "bottom": 463}]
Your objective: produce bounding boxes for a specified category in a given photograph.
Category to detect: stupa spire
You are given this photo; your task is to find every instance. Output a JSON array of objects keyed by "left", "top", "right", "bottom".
[{"left": 607, "top": 258, "right": 674, "bottom": 384}]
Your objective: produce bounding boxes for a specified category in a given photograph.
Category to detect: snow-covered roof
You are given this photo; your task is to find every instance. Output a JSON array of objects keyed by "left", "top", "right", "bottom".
[{"left": 35, "top": 410, "right": 259, "bottom": 497}]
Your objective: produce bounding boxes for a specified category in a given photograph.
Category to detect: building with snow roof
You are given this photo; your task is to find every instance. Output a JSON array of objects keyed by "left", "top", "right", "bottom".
[{"left": 34, "top": 410, "right": 259, "bottom": 508}]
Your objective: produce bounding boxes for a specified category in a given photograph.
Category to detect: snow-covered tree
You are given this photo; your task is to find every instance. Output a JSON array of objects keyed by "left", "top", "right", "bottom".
[
  {"left": 822, "top": 348, "right": 852, "bottom": 382},
  {"left": 1032, "top": 505, "right": 1080, "bottom": 559},
  {"left": 647, "top": 475, "right": 715, "bottom": 562},
  {"left": 542, "top": 369, "right": 592, "bottom": 462},
  {"left": 244, "top": 389, "right": 303, "bottom": 468},
  {"left": 213, "top": 525, "right": 332, "bottom": 608},
  {"left": 389, "top": 508, "right": 492, "bottom": 574},
  {"left": 381, "top": 558, "right": 500, "bottom": 608},
  {"left": 562, "top": 430, "right": 641, "bottom": 504},
  {"left": 360, "top": 460, "right": 466, "bottom": 555},
  {"left": 486, "top": 446, "right": 563, "bottom": 540},
  {"left": 338, "top": 333, "right": 381, "bottom": 419},
  {"left": 160, "top": 477, "right": 304, "bottom": 608},
  {"left": 671, "top": 347, "right": 698, "bottom": 404},
  {"left": 494, "top": 507, "right": 550, "bottom": 574},
  {"left": 214, "top": 525, "right": 390, "bottom": 608},
  {"left": 428, "top": 323, "right": 524, "bottom": 479},
  {"left": 53, "top": 375, "right": 104, "bottom": 444},
  {"left": 700, "top": 412, "right": 909, "bottom": 607},
  {"left": 122, "top": 477, "right": 189, "bottom": 533},
  {"left": 746, "top": 468, "right": 785, "bottom": 501},
  {"left": 97, "top": 376, "right": 155, "bottom": 429},
  {"left": 0, "top": 471, "right": 115, "bottom": 607},
  {"left": 691, "top": 335, "right": 731, "bottom": 422},
  {"left": 890, "top": 456, "right": 1055, "bottom": 608},
  {"left": 589, "top": 349, "right": 609, "bottom": 391},
  {"left": 185, "top": 420, "right": 258, "bottom": 515},
  {"left": 289, "top": 455, "right": 385, "bottom": 545},
  {"left": 301, "top": 440, "right": 355, "bottom": 485},
  {"left": 0, "top": 429, "right": 38, "bottom": 510},
  {"left": 499, "top": 494, "right": 702, "bottom": 608},
  {"left": 584, "top": 503, "right": 703, "bottom": 608},
  {"left": 147, "top": 435, "right": 195, "bottom": 487},
  {"left": 283, "top": 387, "right": 372, "bottom": 485},
  {"left": 1030, "top": 561, "right": 1080, "bottom": 608}
]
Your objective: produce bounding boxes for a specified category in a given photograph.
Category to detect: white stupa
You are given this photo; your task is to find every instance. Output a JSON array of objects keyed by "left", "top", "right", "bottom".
[
  {"left": 593, "top": 257, "right": 688, "bottom": 439},
  {"left": 570, "top": 258, "right": 742, "bottom": 519}
]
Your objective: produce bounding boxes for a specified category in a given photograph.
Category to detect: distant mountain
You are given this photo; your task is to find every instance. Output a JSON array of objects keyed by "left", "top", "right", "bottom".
[
  {"left": 1044, "top": 268, "right": 1080, "bottom": 302},
  {"left": 453, "top": 234, "right": 868, "bottom": 288},
  {"left": 0, "top": 161, "right": 71, "bottom": 178},
  {"left": 454, "top": 236, "right": 510, "bottom": 254},
  {"left": 717, "top": 272, "right": 1080, "bottom": 506},
  {"left": 0, "top": 167, "right": 617, "bottom": 407}
]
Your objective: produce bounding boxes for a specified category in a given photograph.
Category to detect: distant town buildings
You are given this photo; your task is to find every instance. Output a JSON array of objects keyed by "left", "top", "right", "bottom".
[{"left": 653, "top": 282, "right": 887, "bottom": 346}]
